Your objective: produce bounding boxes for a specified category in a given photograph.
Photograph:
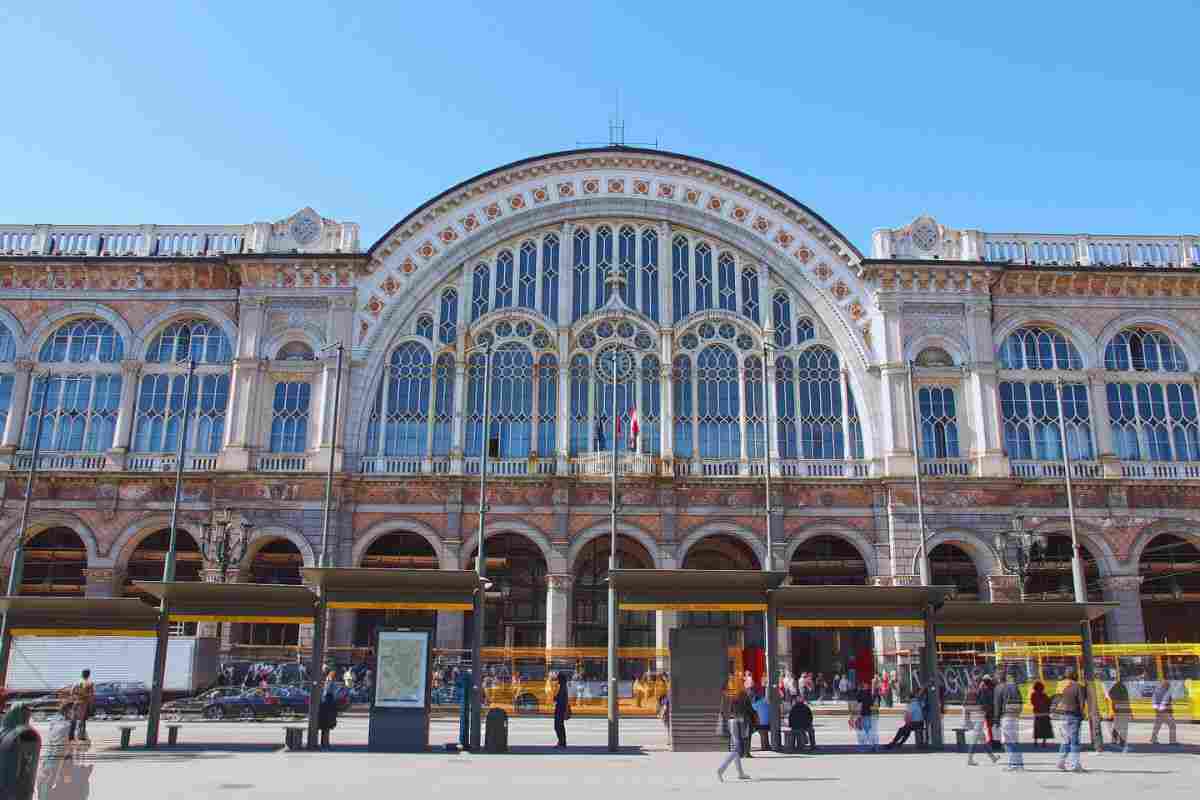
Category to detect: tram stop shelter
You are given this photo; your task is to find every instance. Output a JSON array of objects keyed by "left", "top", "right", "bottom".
[
  {"left": 301, "top": 568, "right": 481, "bottom": 750},
  {"left": 0, "top": 597, "right": 161, "bottom": 687},
  {"left": 133, "top": 581, "right": 319, "bottom": 747}
]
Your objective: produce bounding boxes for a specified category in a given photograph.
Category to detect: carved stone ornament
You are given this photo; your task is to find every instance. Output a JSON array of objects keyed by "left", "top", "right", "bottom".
[{"left": 289, "top": 210, "right": 322, "bottom": 245}]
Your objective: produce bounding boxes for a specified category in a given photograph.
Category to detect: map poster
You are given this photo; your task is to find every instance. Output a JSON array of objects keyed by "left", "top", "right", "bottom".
[{"left": 374, "top": 630, "right": 429, "bottom": 709}]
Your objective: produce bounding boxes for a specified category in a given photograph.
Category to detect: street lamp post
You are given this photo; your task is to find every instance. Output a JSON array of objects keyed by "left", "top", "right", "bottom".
[
  {"left": 469, "top": 339, "right": 493, "bottom": 752},
  {"left": 993, "top": 522, "right": 1048, "bottom": 600},
  {"left": 199, "top": 510, "right": 254, "bottom": 583},
  {"left": 759, "top": 335, "right": 779, "bottom": 749},
  {"left": 147, "top": 357, "right": 197, "bottom": 748},
  {"left": 0, "top": 371, "right": 52, "bottom": 688},
  {"left": 905, "top": 361, "right": 931, "bottom": 586}
]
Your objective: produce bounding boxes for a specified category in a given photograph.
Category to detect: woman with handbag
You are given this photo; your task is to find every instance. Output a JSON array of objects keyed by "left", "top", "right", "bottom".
[
  {"left": 717, "top": 692, "right": 752, "bottom": 782},
  {"left": 553, "top": 672, "right": 571, "bottom": 748},
  {"left": 318, "top": 670, "right": 339, "bottom": 749}
]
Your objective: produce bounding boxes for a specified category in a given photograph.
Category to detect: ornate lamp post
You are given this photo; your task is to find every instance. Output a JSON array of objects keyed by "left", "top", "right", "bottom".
[
  {"left": 467, "top": 335, "right": 494, "bottom": 752},
  {"left": 200, "top": 509, "right": 254, "bottom": 583},
  {"left": 993, "top": 521, "right": 1048, "bottom": 599}
]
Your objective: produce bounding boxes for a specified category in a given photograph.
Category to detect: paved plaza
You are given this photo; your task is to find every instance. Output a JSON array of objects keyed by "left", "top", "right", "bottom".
[{"left": 24, "top": 715, "right": 1199, "bottom": 799}]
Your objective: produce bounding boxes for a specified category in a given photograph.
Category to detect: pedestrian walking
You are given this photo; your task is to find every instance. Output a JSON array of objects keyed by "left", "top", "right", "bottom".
[
  {"left": 855, "top": 681, "right": 878, "bottom": 752},
  {"left": 884, "top": 688, "right": 926, "bottom": 750},
  {"left": 1030, "top": 682, "right": 1053, "bottom": 747},
  {"left": 343, "top": 666, "right": 354, "bottom": 690},
  {"left": 881, "top": 672, "right": 893, "bottom": 708},
  {"left": 963, "top": 677, "right": 999, "bottom": 765},
  {"left": 717, "top": 692, "right": 753, "bottom": 782},
  {"left": 1107, "top": 677, "right": 1131, "bottom": 752},
  {"left": 1150, "top": 679, "right": 1178, "bottom": 745},
  {"left": 995, "top": 671, "right": 1024, "bottom": 770},
  {"left": 1054, "top": 669, "right": 1088, "bottom": 772},
  {"left": 318, "top": 671, "right": 339, "bottom": 749},
  {"left": 978, "top": 675, "right": 997, "bottom": 750},
  {"left": 787, "top": 695, "right": 815, "bottom": 751},
  {"left": 838, "top": 674, "right": 849, "bottom": 701},
  {"left": 752, "top": 691, "right": 770, "bottom": 750},
  {"left": 553, "top": 672, "right": 571, "bottom": 748},
  {"left": 67, "top": 669, "right": 94, "bottom": 742}
]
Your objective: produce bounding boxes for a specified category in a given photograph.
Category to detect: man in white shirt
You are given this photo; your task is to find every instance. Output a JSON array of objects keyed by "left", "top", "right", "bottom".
[{"left": 1150, "top": 680, "right": 1178, "bottom": 745}]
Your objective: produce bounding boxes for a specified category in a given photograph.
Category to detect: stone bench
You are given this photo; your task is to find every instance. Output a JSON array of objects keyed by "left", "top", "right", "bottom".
[
  {"left": 166, "top": 724, "right": 182, "bottom": 746},
  {"left": 118, "top": 725, "right": 136, "bottom": 749},
  {"left": 284, "top": 726, "right": 306, "bottom": 750}
]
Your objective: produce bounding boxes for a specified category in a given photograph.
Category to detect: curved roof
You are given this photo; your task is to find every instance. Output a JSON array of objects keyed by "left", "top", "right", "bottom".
[{"left": 367, "top": 146, "right": 862, "bottom": 260}]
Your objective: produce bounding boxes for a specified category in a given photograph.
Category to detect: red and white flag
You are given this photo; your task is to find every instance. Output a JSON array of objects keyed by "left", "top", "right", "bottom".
[{"left": 628, "top": 407, "right": 640, "bottom": 451}]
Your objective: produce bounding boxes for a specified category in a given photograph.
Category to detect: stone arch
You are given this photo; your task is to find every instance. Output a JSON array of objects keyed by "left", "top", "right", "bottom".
[
  {"left": 460, "top": 520, "right": 557, "bottom": 572},
  {"left": 135, "top": 305, "right": 239, "bottom": 358},
  {"left": 993, "top": 311, "right": 1100, "bottom": 369},
  {"left": 1124, "top": 521, "right": 1200, "bottom": 569},
  {"left": 903, "top": 332, "right": 968, "bottom": 365},
  {"left": 109, "top": 514, "right": 205, "bottom": 572},
  {"left": 567, "top": 521, "right": 662, "bottom": 571},
  {"left": 1025, "top": 519, "right": 1119, "bottom": 577},
  {"left": 782, "top": 523, "right": 879, "bottom": 578},
  {"left": 676, "top": 521, "right": 764, "bottom": 569},
  {"left": 261, "top": 327, "right": 326, "bottom": 361},
  {"left": 239, "top": 524, "right": 316, "bottom": 570},
  {"left": 24, "top": 303, "right": 136, "bottom": 361},
  {"left": 1095, "top": 311, "right": 1200, "bottom": 370},
  {"left": 0, "top": 307, "right": 27, "bottom": 356},
  {"left": 915, "top": 529, "right": 999, "bottom": 580},
  {"left": 0, "top": 512, "right": 101, "bottom": 568},
  {"left": 351, "top": 518, "right": 446, "bottom": 569}
]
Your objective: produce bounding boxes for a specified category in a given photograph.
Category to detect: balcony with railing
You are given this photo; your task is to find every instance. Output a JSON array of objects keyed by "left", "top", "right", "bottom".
[
  {"left": 126, "top": 454, "right": 219, "bottom": 473},
  {"left": 918, "top": 458, "right": 972, "bottom": 478},
  {"left": 1010, "top": 460, "right": 1103, "bottom": 480},
  {"left": 255, "top": 454, "right": 309, "bottom": 473},
  {"left": 15, "top": 453, "right": 106, "bottom": 471},
  {"left": 0, "top": 225, "right": 251, "bottom": 257},
  {"left": 981, "top": 233, "right": 1199, "bottom": 268},
  {"left": 570, "top": 452, "right": 659, "bottom": 478}
]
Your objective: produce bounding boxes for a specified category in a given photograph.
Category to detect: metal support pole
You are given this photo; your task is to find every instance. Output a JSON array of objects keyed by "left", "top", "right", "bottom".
[
  {"left": 906, "top": 362, "right": 930, "bottom": 586},
  {"left": 147, "top": 359, "right": 195, "bottom": 748},
  {"left": 921, "top": 607, "right": 943, "bottom": 748},
  {"left": 607, "top": 346, "right": 620, "bottom": 753},
  {"left": 306, "top": 594, "right": 327, "bottom": 749},
  {"left": 470, "top": 344, "right": 492, "bottom": 752},
  {"left": 1079, "top": 618, "right": 1103, "bottom": 752},
  {"left": 0, "top": 372, "right": 51, "bottom": 687},
  {"left": 318, "top": 344, "right": 344, "bottom": 569},
  {"left": 760, "top": 339, "right": 778, "bottom": 749}
]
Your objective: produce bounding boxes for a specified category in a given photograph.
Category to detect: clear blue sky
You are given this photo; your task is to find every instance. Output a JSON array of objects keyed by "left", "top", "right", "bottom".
[{"left": 2, "top": 1, "right": 1197, "bottom": 251}]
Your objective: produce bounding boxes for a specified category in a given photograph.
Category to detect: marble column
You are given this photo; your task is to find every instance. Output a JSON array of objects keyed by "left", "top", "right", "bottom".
[
  {"left": 1101, "top": 574, "right": 1146, "bottom": 643},
  {"left": 83, "top": 567, "right": 120, "bottom": 598},
  {"left": 545, "top": 573, "right": 572, "bottom": 648},
  {"left": 0, "top": 359, "right": 34, "bottom": 458},
  {"left": 106, "top": 359, "right": 142, "bottom": 469}
]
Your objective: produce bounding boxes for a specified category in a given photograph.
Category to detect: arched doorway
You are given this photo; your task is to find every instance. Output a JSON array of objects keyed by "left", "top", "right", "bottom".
[
  {"left": 1024, "top": 534, "right": 1106, "bottom": 641},
  {"left": 681, "top": 534, "right": 762, "bottom": 686},
  {"left": 20, "top": 527, "right": 87, "bottom": 596},
  {"left": 125, "top": 528, "right": 202, "bottom": 634},
  {"left": 1138, "top": 533, "right": 1200, "bottom": 642},
  {"left": 788, "top": 534, "right": 871, "bottom": 690},
  {"left": 466, "top": 533, "right": 547, "bottom": 647},
  {"left": 929, "top": 542, "right": 981, "bottom": 600},
  {"left": 240, "top": 539, "right": 305, "bottom": 648},
  {"left": 354, "top": 533, "right": 439, "bottom": 649},
  {"left": 572, "top": 535, "right": 655, "bottom": 647}
]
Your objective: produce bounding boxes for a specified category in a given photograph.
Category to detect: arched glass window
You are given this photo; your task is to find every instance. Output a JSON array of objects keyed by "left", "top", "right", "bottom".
[
  {"left": 494, "top": 250, "right": 514, "bottom": 310},
  {"left": 465, "top": 353, "right": 487, "bottom": 456},
  {"left": 775, "top": 356, "right": 797, "bottom": 457},
  {"left": 40, "top": 319, "right": 124, "bottom": 363},
  {"left": 672, "top": 355, "right": 693, "bottom": 458},
  {"left": 773, "top": 293, "right": 792, "bottom": 347},
  {"left": 672, "top": 236, "right": 690, "bottom": 322},
  {"left": 618, "top": 226, "right": 636, "bottom": 307},
  {"left": 541, "top": 234, "right": 559, "bottom": 321},
  {"left": 0, "top": 329, "right": 13, "bottom": 437},
  {"left": 796, "top": 318, "right": 814, "bottom": 344},
  {"left": 1105, "top": 382, "right": 1199, "bottom": 462},
  {"left": 415, "top": 315, "right": 434, "bottom": 340},
  {"left": 146, "top": 320, "right": 231, "bottom": 364},
  {"left": 572, "top": 228, "right": 590, "bottom": 321},
  {"left": 745, "top": 355, "right": 765, "bottom": 458},
  {"left": 537, "top": 354, "right": 557, "bottom": 456},
  {"left": 569, "top": 355, "right": 590, "bottom": 455},
  {"left": 694, "top": 243, "right": 713, "bottom": 311},
  {"left": 432, "top": 353, "right": 454, "bottom": 456},
  {"left": 471, "top": 263, "right": 489, "bottom": 322},
  {"left": 276, "top": 341, "right": 315, "bottom": 361},
  {"left": 640, "top": 355, "right": 661, "bottom": 454},
  {"left": 594, "top": 226, "right": 613, "bottom": 305},
  {"left": 132, "top": 373, "right": 230, "bottom": 454},
  {"left": 0, "top": 326, "right": 15, "bottom": 362},
  {"left": 696, "top": 345, "right": 739, "bottom": 458},
  {"left": 797, "top": 346, "right": 843, "bottom": 459},
  {"left": 25, "top": 374, "right": 121, "bottom": 452},
  {"left": 741, "top": 269, "right": 759, "bottom": 324},
  {"left": 487, "top": 343, "right": 533, "bottom": 458},
  {"left": 518, "top": 242, "right": 536, "bottom": 309},
  {"left": 717, "top": 253, "right": 736, "bottom": 312},
  {"left": 439, "top": 288, "right": 458, "bottom": 344},
  {"left": 999, "top": 326, "right": 1083, "bottom": 370},
  {"left": 365, "top": 343, "right": 432, "bottom": 458},
  {"left": 918, "top": 386, "right": 959, "bottom": 458},
  {"left": 269, "top": 382, "right": 310, "bottom": 453},
  {"left": 847, "top": 386, "right": 864, "bottom": 459},
  {"left": 640, "top": 229, "right": 659, "bottom": 322},
  {"left": 1104, "top": 327, "right": 1188, "bottom": 372},
  {"left": 595, "top": 351, "right": 635, "bottom": 454}
]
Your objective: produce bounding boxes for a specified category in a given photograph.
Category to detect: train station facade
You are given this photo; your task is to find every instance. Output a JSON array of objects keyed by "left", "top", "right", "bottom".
[{"left": 0, "top": 147, "right": 1197, "bottom": 676}]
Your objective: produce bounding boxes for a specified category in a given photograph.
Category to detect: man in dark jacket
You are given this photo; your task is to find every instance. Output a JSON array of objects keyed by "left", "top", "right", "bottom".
[{"left": 787, "top": 698, "right": 815, "bottom": 751}]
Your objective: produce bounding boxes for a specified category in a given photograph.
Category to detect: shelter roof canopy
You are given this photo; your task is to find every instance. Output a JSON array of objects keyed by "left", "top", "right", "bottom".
[
  {"left": 132, "top": 581, "right": 317, "bottom": 623},
  {"left": 301, "top": 568, "right": 480, "bottom": 610}
]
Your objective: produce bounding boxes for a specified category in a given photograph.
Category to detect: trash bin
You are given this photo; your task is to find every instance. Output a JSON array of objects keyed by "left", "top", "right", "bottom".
[
  {"left": 0, "top": 703, "right": 41, "bottom": 800},
  {"left": 484, "top": 707, "right": 508, "bottom": 753},
  {"left": 458, "top": 671, "right": 472, "bottom": 750}
]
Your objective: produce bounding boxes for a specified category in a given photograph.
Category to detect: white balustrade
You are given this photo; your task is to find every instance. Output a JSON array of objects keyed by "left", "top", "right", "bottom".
[
  {"left": 569, "top": 452, "right": 657, "bottom": 477},
  {"left": 983, "top": 233, "right": 1196, "bottom": 268},
  {"left": 127, "top": 455, "right": 218, "bottom": 472},
  {"left": 358, "top": 456, "right": 423, "bottom": 475},
  {"left": 918, "top": 459, "right": 972, "bottom": 478},
  {"left": 255, "top": 454, "right": 309, "bottom": 472},
  {"left": 1010, "top": 460, "right": 1102, "bottom": 479},
  {"left": 15, "top": 453, "right": 106, "bottom": 471},
  {"left": 776, "top": 460, "right": 874, "bottom": 478},
  {"left": 0, "top": 224, "right": 250, "bottom": 257},
  {"left": 464, "top": 458, "right": 531, "bottom": 476},
  {"left": 1120, "top": 461, "right": 1200, "bottom": 480}
]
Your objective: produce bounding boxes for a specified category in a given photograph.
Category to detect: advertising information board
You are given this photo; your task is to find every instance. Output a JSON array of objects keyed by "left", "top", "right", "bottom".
[{"left": 374, "top": 630, "right": 429, "bottom": 709}]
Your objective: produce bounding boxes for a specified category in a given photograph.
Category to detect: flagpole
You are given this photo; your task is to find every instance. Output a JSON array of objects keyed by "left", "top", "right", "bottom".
[{"left": 607, "top": 342, "right": 620, "bottom": 753}]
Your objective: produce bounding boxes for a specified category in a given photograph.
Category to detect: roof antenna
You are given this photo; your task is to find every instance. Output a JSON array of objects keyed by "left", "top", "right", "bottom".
[{"left": 576, "top": 90, "right": 658, "bottom": 150}]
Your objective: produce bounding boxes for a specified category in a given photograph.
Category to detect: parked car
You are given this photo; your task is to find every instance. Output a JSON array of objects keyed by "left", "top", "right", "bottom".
[
  {"left": 163, "top": 687, "right": 246, "bottom": 718},
  {"left": 23, "top": 681, "right": 151, "bottom": 718},
  {"left": 268, "top": 686, "right": 310, "bottom": 716},
  {"left": 201, "top": 688, "right": 283, "bottom": 721}
]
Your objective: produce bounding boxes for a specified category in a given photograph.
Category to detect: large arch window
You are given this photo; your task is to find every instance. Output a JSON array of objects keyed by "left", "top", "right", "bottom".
[
  {"left": 744, "top": 355, "right": 765, "bottom": 459},
  {"left": 432, "top": 354, "right": 455, "bottom": 457},
  {"left": 494, "top": 250, "right": 514, "bottom": 309},
  {"left": 918, "top": 386, "right": 960, "bottom": 459},
  {"left": 772, "top": 293, "right": 791, "bottom": 347},
  {"left": 572, "top": 228, "right": 591, "bottom": 321},
  {"left": 741, "top": 269, "right": 759, "bottom": 324},
  {"left": 569, "top": 355, "right": 590, "bottom": 456},
  {"left": 365, "top": 342, "right": 432, "bottom": 458},
  {"left": 467, "top": 533, "right": 547, "bottom": 647},
  {"left": 574, "top": 535, "right": 655, "bottom": 647},
  {"left": 672, "top": 235, "right": 690, "bottom": 322},
  {"left": 39, "top": 319, "right": 124, "bottom": 363},
  {"left": 145, "top": 320, "right": 231, "bottom": 364},
  {"left": 640, "top": 355, "right": 661, "bottom": 454},
  {"left": 594, "top": 226, "right": 614, "bottom": 305},
  {"left": 487, "top": 343, "right": 533, "bottom": 457},
  {"left": 696, "top": 344, "right": 739, "bottom": 458},
  {"left": 268, "top": 382, "right": 311, "bottom": 453},
  {"left": 998, "top": 326, "right": 1094, "bottom": 463},
  {"left": 439, "top": 288, "right": 458, "bottom": 344},
  {"left": 541, "top": 234, "right": 559, "bottom": 321},
  {"left": 672, "top": 355, "right": 693, "bottom": 458},
  {"left": 20, "top": 527, "right": 86, "bottom": 596},
  {"left": 775, "top": 347, "right": 856, "bottom": 460},
  {"left": 1104, "top": 328, "right": 1197, "bottom": 462},
  {"left": 134, "top": 320, "right": 232, "bottom": 455},
  {"left": 618, "top": 226, "right": 636, "bottom": 307},
  {"left": 694, "top": 243, "right": 713, "bottom": 311},
  {"left": 717, "top": 253, "right": 736, "bottom": 312},
  {"left": 28, "top": 319, "right": 124, "bottom": 454},
  {"left": 0, "top": 326, "right": 16, "bottom": 436},
  {"left": 537, "top": 354, "right": 557, "bottom": 456},
  {"left": 640, "top": 228, "right": 659, "bottom": 322},
  {"left": 518, "top": 242, "right": 536, "bottom": 309},
  {"left": 471, "top": 264, "right": 490, "bottom": 322}
]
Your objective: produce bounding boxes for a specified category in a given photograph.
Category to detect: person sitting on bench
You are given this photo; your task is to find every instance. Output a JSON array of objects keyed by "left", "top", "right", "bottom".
[
  {"left": 787, "top": 696, "right": 815, "bottom": 751},
  {"left": 884, "top": 688, "right": 926, "bottom": 750}
]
